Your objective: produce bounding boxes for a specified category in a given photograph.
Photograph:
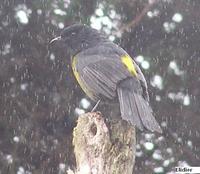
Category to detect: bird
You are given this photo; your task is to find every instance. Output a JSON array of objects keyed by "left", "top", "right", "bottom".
[{"left": 50, "top": 24, "right": 162, "bottom": 133}]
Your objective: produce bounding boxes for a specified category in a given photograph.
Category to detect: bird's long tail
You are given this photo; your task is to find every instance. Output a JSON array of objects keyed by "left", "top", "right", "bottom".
[{"left": 117, "top": 86, "right": 162, "bottom": 133}]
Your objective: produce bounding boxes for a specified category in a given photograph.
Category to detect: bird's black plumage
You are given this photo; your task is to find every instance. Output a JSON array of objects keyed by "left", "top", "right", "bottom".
[{"left": 51, "top": 24, "right": 162, "bottom": 133}]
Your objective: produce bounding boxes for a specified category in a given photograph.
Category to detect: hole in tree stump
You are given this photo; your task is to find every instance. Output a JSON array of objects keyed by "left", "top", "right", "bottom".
[{"left": 90, "top": 123, "right": 97, "bottom": 136}]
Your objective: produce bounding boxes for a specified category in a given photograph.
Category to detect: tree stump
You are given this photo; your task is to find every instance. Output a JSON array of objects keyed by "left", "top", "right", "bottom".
[{"left": 72, "top": 112, "right": 136, "bottom": 174}]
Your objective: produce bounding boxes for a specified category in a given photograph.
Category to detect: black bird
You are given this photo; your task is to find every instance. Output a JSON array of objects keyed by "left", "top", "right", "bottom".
[{"left": 50, "top": 24, "right": 162, "bottom": 133}]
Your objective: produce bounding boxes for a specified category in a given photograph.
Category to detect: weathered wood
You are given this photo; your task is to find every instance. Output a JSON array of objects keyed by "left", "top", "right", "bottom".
[{"left": 72, "top": 112, "right": 136, "bottom": 174}]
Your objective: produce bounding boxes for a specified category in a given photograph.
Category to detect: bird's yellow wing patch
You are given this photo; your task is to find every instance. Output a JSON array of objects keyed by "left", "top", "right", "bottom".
[
  {"left": 72, "top": 56, "right": 80, "bottom": 82},
  {"left": 72, "top": 56, "right": 95, "bottom": 99},
  {"left": 121, "top": 55, "right": 137, "bottom": 76}
]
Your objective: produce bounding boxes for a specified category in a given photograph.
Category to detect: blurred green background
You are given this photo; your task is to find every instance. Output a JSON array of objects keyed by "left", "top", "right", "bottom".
[{"left": 0, "top": 0, "right": 199, "bottom": 173}]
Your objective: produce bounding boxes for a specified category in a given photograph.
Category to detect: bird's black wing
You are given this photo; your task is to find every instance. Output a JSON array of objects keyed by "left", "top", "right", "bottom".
[
  {"left": 75, "top": 54, "right": 134, "bottom": 100},
  {"left": 74, "top": 51, "right": 161, "bottom": 132}
]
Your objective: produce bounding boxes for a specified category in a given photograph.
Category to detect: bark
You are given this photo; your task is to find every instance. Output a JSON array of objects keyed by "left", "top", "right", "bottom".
[{"left": 71, "top": 112, "right": 136, "bottom": 174}]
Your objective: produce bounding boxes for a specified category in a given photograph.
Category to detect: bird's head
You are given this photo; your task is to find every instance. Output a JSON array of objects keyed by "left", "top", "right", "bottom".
[{"left": 50, "top": 24, "right": 107, "bottom": 56}]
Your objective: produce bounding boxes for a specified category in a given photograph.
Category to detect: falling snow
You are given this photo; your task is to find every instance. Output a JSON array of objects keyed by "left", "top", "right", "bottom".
[{"left": 0, "top": 0, "right": 199, "bottom": 173}]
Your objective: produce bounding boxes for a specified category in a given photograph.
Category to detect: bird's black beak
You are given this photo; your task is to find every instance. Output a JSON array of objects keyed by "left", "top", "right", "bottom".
[{"left": 49, "top": 36, "right": 62, "bottom": 44}]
